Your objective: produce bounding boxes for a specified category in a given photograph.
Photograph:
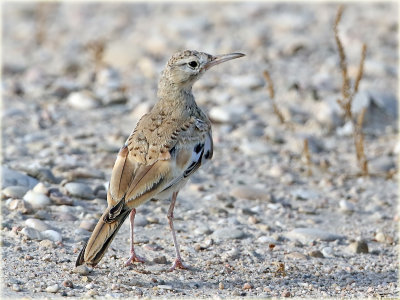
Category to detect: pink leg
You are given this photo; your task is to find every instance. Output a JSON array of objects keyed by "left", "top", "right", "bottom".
[
  {"left": 125, "top": 208, "right": 145, "bottom": 266},
  {"left": 167, "top": 191, "right": 188, "bottom": 271}
]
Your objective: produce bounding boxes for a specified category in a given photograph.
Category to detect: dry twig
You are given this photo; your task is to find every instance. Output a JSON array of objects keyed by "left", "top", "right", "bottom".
[
  {"left": 273, "top": 261, "right": 286, "bottom": 277},
  {"left": 86, "top": 39, "right": 107, "bottom": 70},
  {"left": 263, "top": 70, "right": 286, "bottom": 124},
  {"left": 334, "top": 5, "right": 352, "bottom": 120},
  {"left": 354, "top": 108, "right": 368, "bottom": 176},
  {"left": 303, "top": 139, "right": 313, "bottom": 176},
  {"left": 334, "top": 5, "right": 369, "bottom": 176}
]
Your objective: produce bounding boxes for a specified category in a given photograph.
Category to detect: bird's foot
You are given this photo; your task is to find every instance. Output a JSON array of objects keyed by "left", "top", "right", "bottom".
[
  {"left": 168, "top": 258, "right": 189, "bottom": 272},
  {"left": 125, "top": 253, "right": 146, "bottom": 266}
]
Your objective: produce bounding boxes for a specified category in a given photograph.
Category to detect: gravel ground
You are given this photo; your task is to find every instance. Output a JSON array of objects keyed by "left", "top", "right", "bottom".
[{"left": 1, "top": 2, "right": 398, "bottom": 298}]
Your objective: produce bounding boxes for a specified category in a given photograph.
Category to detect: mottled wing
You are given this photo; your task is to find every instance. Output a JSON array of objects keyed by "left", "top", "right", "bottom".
[{"left": 106, "top": 117, "right": 213, "bottom": 216}]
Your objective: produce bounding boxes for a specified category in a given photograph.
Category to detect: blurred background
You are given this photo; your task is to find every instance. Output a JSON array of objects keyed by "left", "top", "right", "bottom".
[
  {"left": 1, "top": 2, "right": 398, "bottom": 298},
  {"left": 2, "top": 2, "right": 397, "bottom": 169}
]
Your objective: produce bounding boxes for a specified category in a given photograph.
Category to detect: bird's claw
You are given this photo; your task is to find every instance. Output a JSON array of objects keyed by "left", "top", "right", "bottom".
[
  {"left": 168, "top": 258, "right": 189, "bottom": 272},
  {"left": 125, "top": 253, "right": 146, "bottom": 266}
]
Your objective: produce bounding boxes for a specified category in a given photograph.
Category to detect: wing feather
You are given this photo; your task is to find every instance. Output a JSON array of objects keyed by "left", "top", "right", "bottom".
[
  {"left": 106, "top": 113, "right": 213, "bottom": 215},
  {"left": 108, "top": 145, "right": 137, "bottom": 206}
]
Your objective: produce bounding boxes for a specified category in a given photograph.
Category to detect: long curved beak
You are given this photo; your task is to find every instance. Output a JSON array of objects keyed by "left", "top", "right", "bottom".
[{"left": 204, "top": 53, "right": 245, "bottom": 70}]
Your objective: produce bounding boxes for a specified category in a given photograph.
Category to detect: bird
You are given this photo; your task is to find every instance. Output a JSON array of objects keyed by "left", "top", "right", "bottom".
[{"left": 75, "top": 49, "right": 245, "bottom": 271}]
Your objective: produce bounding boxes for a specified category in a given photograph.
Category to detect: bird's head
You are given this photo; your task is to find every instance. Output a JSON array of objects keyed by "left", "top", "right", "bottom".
[{"left": 160, "top": 50, "right": 245, "bottom": 90}]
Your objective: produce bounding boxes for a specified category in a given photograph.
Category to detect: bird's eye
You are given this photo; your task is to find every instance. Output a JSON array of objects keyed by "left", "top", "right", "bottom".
[{"left": 188, "top": 61, "right": 198, "bottom": 68}]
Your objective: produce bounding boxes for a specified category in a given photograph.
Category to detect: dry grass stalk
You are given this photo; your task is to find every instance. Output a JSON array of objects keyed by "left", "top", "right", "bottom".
[
  {"left": 354, "top": 108, "right": 368, "bottom": 176},
  {"left": 273, "top": 261, "right": 286, "bottom": 277},
  {"left": 262, "top": 70, "right": 286, "bottom": 124},
  {"left": 303, "top": 139, "right": 313, "bottom": 176},
  {"left": 334, "top": 5, "right": 352, "bottom": 120},
  {"left": 334, "top": 5, "right": 369, "bottom": 176},
  {"left": 354, "top": 43, "right": 367, "bottom": 95},
  {"left": 86, "top": 39, "right": 107, "bottom": 70},
  {"left": 35, "top": 3, "right": 50, "bottom": 46}
]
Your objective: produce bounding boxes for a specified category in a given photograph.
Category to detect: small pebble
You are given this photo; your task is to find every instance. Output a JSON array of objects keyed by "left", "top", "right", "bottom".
[
  {"left": 25, "top": 218, "right": 51, "bottom": 232},
  {"left": 285, "top": 252, "right": 308, "bottom": 260},
  {"left": 375, "top": 232, "right": 393, "bottom": 244},
  {"left": 23, "top": 190, "right": 51, "bottom": 209},
  {"left": 321, "top": 247, "right": 334, "bottom": 257},
  {"left": 256, "top": 236, "right": 277, "bottom": 244},
  {"left": 39, "top": 240, "right": 55, "bottom": 249},
  {"left": 85, "top": 283, "right": 94, "bottom": 289},
  {"left": 33, "top": 182, "right": 49, "bottom": 195},
  {"left": 339, "top": 199, "right": 355, "bottom": 213},
  {"left": 222, "top": 248, "right": 240, "bottom": 261},
  {"left": 157, "top": 285, "right": 173, "bottom": 290},
  {"left": 219, "top": 282, "right": 224, "bottom": 290},
  {"left": 46, "top": 283, "right": 59, "bottom": 293},
  {"left": 12, "top": 284, "right": 21, "bottom": 292},
  {"left": 73, "top": 265, "right": 92, "bottom": 275},
  {"left": 62, "top": 280, "right": 73, "bottom": 288},
  {"left": 20, "top": 227, "right": 42, "bottom": 240},
  {"left": 64, "top": 182, "right": 94, "bottom": 200},
  {"left": 349, "top": 240, "right": 369, "bottom": 254},
  {"left": 86, "top": 289, "right": 98, "bottom": 296},
  {"left": 291, "top": 188, "right": 319, "bottom": 200},
  {"left": 212, "top": 227, "right": 245, "bottom": 240},
  {"left": 67, "top": 90, "right": 99, "bottom": 110},
  {"left": 8, "top": 199, "right": 33, "bottom": 214},
  {"left": 153, "top": 256, "right": 167, "bottom": 264},
  {"left": 230, "top": 186, "right": 271, "bottom": 201},
  {"left": 2, "top": 185, "right": 29, "bottom": 199},
  {"left": 2, "top": 166, "right": 38, "bottom": 189},
  {"left": 146, "top": 216, "right": 159, "bottom": 224},
  {"left": 41, "top": 230, "right": 62, "bottom": 242},
  {"left": 243, "top": 283, "right": 252, "bottom": 290},
  {"left": 285, "top": 228, "right": 345, "bottom": 244},
  {"left": 309, "top": 250, "right": 324, "bottom": 258},
  {"left": 282, "top": 290, "right": 291, "bottom": 297}
]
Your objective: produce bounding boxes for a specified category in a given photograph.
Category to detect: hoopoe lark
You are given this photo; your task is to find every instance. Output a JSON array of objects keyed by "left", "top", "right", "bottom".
[{"left": 76, "top": 50, "right": 245, "bottom": 271}]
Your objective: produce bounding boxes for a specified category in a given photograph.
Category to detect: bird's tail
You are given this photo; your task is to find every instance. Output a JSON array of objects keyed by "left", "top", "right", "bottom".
[{"left": 75, "top": 205, "right": 130, "bottom": 267}]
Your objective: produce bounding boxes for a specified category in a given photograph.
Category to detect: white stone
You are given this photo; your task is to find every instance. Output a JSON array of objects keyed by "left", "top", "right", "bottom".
[
  {"left": 67, "top": 91, "right": 99, "bottom": 110},
  {"left": 64, "top": 182, "right": 94, "bottom": 199},
  {"left": 1, "top": 166, "right": 38, "bottom": 189},
  {"left": 285, "top": 228, "right": 345, "bottom": 244},
  {"left": 33, "top": 182, "right": 49, "bottom": 195},
  {"left": 46, "top": 284, "right": 59, "bottom": 293},
  {"left": 321, "top": 246, "right": 335, "bottom": 257},
  {"left": 41, "top": 230, "right": 62, "bottom": 242},
  {"left": 8, "top": 199, "right": 33, "bottom": 214},
  {"left": 339, "top": 200, "right": 355, "bottom": 213},
  {"left": 20, "top": 227, "right": 42, "bottom": 240},
  {"left": 25, "top": 218, "right": 51, "bottom": 232},
  {"left": 23, "top": 190, "right": 52, "bottom": 209},
  {"left": 291, "top": 188, "right": 319, "bottom": 200},
  {"left": 157, "top": 285, "right": 173, "bottom": 290},
  {"left": 212, "top": 227, "right": 245, "bottom": 240},
  {"left": 2, "top": 186, "right": 29, "bottom": 199},
  {"left": 256, "top": 236, "right": 277, "bottom": 244},
  {"left": 336, "top": 121, "right": 354, "bottom": 137}
]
